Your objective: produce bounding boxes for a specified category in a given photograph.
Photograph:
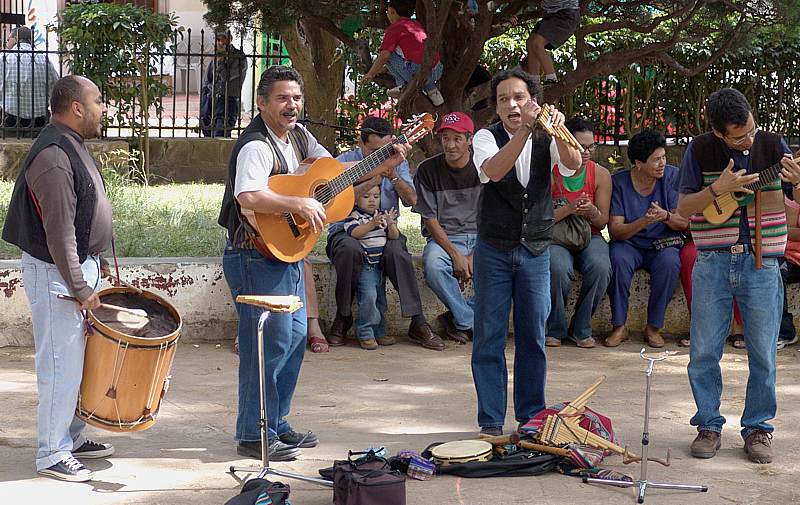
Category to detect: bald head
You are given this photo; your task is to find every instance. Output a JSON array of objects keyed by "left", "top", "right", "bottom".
[{"left": 50, "top": 76, "right": 105, "bottom": 138}]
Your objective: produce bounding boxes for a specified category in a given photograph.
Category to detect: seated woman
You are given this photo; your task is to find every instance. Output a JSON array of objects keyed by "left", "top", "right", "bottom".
[
  {"left": 546, "top": 117, "right": 612, "bottom": 349},
  {"left": 606, "top": 130, "right": 688, "bottom": 348}
]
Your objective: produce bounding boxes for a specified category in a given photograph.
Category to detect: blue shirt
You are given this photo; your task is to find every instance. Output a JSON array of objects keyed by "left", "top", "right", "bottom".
[
  {"left": 677, "top": 138, "right": 791, "bottom": 246},
  {"left": 328, "top": 148, "right": 414, "bottom": 235},
  {"left": 610, "top": 164, "right": 682, "bottom": 250}
]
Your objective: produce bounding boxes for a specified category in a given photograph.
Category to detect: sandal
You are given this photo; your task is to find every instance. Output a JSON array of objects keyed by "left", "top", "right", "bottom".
[
  {"left": 677, "top": 337, "right": 690, "bottom": 347},
  {"left": 728, "top": 333, "right": 745, "bottom": 349},
  {"left": 308, "top": 335, "right": 329, "bottom": 353}
]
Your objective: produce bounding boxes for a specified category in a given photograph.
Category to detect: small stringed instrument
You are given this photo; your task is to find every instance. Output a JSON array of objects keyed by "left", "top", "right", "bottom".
[
  {"left": 703, "top": 152, "right": 800, "bottom": 225},
  {"left": 251, "top": 113, "right": 434, "bottom": 262}
]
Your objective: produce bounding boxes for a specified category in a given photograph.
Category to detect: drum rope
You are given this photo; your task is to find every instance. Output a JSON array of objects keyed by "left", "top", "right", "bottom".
[{"left": 144, "top": 343, "right": 168, "bottom": 416}]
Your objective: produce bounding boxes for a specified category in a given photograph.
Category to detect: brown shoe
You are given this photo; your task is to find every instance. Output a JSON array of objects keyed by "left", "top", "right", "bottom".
[
  {"left": 604, "top": 326, "right": 628, "bottom": 347},
  {"left": 327, "top": 316, "right": 352, "bottom": 346},
  {"left": 545, "top": 337, "right": 561, "bottom": 347},
  {"left": 436, "top": 312, "right": 470, "bottom": 344},
  {"left": 744, "top": 430, "right": 773, "bottom": 464},
  {"left": 690, "top": 430, "right": 721, "bottom": 459},
  {"left": 645, "top": 325, "right": 665, "bottom": 348},
  {"left": 377, "top": 335, "right": 396, "bottom": 346},
  {"left": 408, "top": 323, "right": 445, "bottom": 351},
  {"left": 358, "top": 338, "right": 378, "bottom": 350}
]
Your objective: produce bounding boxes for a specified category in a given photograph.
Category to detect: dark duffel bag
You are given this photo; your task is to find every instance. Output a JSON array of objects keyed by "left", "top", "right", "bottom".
[
  {"left": 333, "top": 450, "right": 406, "bottom": 505},
  {"left": 223, "top": 478, "right": 290, "bottom": 505}
]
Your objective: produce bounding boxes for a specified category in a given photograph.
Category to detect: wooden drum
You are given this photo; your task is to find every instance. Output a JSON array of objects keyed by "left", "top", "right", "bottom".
[{"left": 77, "top": 286, "right": 182, "bottom": 432}]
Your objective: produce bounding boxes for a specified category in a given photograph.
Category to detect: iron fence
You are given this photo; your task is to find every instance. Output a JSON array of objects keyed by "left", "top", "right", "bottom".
[{"left": 0, "top": 24, "right": 290, "bottom": 140}]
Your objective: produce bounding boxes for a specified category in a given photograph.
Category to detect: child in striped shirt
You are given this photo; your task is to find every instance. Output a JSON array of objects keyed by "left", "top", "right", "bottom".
[{"left": 342, "top": 185, "right": 399, "bottom": 349}]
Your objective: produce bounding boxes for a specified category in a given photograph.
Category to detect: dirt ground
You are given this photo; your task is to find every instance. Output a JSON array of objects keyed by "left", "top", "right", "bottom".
[{"left": 1, "top": 335, "right": 799, "bottom": 505}]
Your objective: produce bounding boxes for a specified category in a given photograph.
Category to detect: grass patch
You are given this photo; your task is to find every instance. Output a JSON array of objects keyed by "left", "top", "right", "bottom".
[{"left": 0, "top": 177, "right": 426, "bottom": 259}]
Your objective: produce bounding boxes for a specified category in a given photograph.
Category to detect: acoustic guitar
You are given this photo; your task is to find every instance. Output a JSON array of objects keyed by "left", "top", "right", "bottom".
[
  {"left": 251, "top": 113, "right": 434, "bottom": 262},
  {"left": 703, "top": 152, "right": 800, "bottom": 225}
]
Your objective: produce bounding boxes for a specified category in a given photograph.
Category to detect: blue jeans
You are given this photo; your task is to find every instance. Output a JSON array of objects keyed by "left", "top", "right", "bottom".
[
  {"left": 356, "top": 263, "right": 387, "bottom": 341},
  {"left": 608, "top": 241, "right": 681, "bottom": 328},
  {"left": 21, "top": 252, "right": 101, "bottom": 471},
  {"left": 548, "top": 235, "right": 611, "bottom": 341},
  {"left": 422, "top": 234, "right": 476, "bottom": 330},
  {"left": 385, "top": 52, "right": 444, "bottom": 92},
  {"left": 471, "top": 238, "right": 550, "bottom": 428},
  {"left": 200, "top": 88, "right": 240, "bottom": 138},
  {"left": 779, "top": 259, "right": 798, "bottom": 342},
  {"left": 687, "top": 251, "right": 781, "bottom": 439},
  {"left": 222, "top": 244, "right": 307, "bottom": 441}
]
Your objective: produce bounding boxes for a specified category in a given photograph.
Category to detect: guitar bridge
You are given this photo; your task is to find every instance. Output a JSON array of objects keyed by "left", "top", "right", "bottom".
[{"left": 285, "top": 213, "right": 301, "bottom": 238}]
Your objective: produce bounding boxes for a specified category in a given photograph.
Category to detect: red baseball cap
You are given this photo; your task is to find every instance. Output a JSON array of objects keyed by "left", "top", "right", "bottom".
[{"left": 436, "top": 111, "right": 474, "bottom": 134}]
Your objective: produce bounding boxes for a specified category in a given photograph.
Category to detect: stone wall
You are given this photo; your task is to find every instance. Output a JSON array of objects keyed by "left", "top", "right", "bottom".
[
  {"left": 0, "top": 139, "right": 130, "bottom": 179},
  {"left": 3, "top": 255, "right": 797, "bottom": 347}
]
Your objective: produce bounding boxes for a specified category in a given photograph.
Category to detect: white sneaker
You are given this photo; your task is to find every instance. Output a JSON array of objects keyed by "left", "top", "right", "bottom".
[
  {"left": 387, "top": 86, "right": 402, "bottom": 98},
  {"left": 424, "top": 87, "right": 444, "bottom": 106},
  {"left": 38, "top": 455, "right": 93, "bottom": 482},
  {"left": 777, "top": 334, "right": 799, "bottom": 350}
]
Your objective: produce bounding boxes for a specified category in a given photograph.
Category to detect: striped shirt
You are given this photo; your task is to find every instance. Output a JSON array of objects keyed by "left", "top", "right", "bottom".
[
  {"left": 1, "top": 42, "right": 59, "bottom": 119},
  {"left": 343, "top": 207, "right": 388, "bottom": 264},
  {"left": 413, "top": 153, "right": 480, "bottom": 237}
]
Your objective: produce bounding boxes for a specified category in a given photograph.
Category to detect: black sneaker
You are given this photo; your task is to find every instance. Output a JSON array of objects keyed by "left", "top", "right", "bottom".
[
  {"left": 38, "top": 455, "right": 93, "bottom": 482},
  {"left": 73, "top": 439, "right": 115, "bottom": 459},
  {"left": 479, "top": 426, "right": 503, "bottom": 438},
  {"left": 237, "top": 439, "right": 301, "bottom": 461},
  {"left": 278, "top": 429, "right": 319, "bottom": 448}
]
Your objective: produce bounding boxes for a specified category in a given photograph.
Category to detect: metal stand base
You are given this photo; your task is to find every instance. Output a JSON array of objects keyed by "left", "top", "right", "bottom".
[
  {"left": 228, "top": 310, "right": 333, "bottom": 488},
  {"left": 585, "top": 349, "right": 707, "bottom": 503}
]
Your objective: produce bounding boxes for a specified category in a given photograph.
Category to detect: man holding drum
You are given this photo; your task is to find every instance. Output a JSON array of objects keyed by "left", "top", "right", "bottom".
[{"left": 3, "top": 75, "right": 115, "bottom": 482}]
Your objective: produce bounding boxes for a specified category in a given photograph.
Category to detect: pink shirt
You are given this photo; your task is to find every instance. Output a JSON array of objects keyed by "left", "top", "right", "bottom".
[{"left": 379, "top": 18, "right": 440, "bottom": 65}]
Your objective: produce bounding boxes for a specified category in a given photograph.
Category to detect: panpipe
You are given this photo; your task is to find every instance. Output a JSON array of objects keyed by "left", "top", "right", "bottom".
[
  {"left": 536, "top": 103, "right": 584, "bottom": 152},
  {"left": 559, "top": 375, "right": 606, "bottom": 416},
  {"left": 538, "top": 414, "right": 627, "bottom": 456}
]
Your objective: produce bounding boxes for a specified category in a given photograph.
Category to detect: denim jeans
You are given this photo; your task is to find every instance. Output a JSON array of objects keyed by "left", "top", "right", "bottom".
[
  {"left": 779, "top": 259, "right": 799, "bottom": 342},
  {"left": 471, "top": 238, "right": 550, "bottom": 428},
  {"left": 223, "top": 243, "right": 307, "bottom": 441},
  {"left": 356, "top": 263, "right": 387, "bottom": 341},
  {"left": 422, "top": 234, "right": 476, "bottom": 330},
  {"left": 200, "top": 88, "right": 240, "bottom": 138},
  {"left": 548, "top": 235, "right": 611, "bottom": 341},
  {"left": 21, "top": 252, "right": 101, "bottom": 471},
  {"left": 608, "top": 241, "right": 681, "bottom": 328},
  {"left": 687, "top": 251, "right": 781, "bottom": 439},
  {"left": 385, "top": 52, "right": 444, "bottom": 92}
]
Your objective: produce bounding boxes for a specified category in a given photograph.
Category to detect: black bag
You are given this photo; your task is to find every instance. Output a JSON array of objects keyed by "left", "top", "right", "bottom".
[
  {"left": 421, "top": 443, "right": 560, "bottom": 478},
  {"left": 223, "top": 478, "right": 290, "bottom": 505},
  {"left": 551, "top": 175, "right": 592, "bottom": 251},
  {"left": 333, "top": 450, "right": 406, "bottom": 505}
]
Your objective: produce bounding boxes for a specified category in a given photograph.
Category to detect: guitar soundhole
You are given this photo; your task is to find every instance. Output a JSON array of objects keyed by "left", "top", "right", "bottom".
[{"left": 313, "top": 183, "right": 333, "bottom": 205}]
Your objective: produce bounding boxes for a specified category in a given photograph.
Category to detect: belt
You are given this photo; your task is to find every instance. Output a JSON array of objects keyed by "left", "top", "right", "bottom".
[{"left": 729, "top": 244, "right": 751, "bottom": 254}]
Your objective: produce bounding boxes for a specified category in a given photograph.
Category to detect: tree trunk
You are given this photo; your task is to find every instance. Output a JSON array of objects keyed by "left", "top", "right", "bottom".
[{"left": 279, "top": 20, "right": 345, "bottom": 152}]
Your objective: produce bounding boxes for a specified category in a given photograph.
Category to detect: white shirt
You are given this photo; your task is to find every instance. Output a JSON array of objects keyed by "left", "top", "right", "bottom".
[
  {"left": 472, "top": 127, "right": 560, "bottom": 187},
  {"left": 234, "top": 123, "right": 331, "bottom": 197}
]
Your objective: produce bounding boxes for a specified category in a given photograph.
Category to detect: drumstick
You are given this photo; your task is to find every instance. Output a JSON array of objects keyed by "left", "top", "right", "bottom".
[
  {"left": 518, "top": 440, "right": 572, "bottom": 458},
  {"left": 55, "top": 294, "right": 149, "bottom": 318}
]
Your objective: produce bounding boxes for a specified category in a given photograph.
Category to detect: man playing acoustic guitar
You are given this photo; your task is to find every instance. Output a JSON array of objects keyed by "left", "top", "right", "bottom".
[
  {"left": 218, "top": 66, "right": 410, "bottom": 461},
  {"left": 676, "top": 87, "right": 800, "bottom": 464}
]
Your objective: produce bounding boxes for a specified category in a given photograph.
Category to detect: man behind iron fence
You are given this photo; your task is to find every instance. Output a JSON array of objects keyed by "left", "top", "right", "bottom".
[{"left": 1, "top": 26, "right": 59, "bottom": 136}]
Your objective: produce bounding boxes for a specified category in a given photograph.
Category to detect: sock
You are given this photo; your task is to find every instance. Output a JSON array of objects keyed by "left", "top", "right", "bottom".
[
  {"left": 545, "top": 73, "right": 557, "bottom": 82},
  {"left": 530, "top": 74, "right": 541, "bottom": 84},
  {"left": 411, "top": 314, "right": 427, "bottom": 327}
]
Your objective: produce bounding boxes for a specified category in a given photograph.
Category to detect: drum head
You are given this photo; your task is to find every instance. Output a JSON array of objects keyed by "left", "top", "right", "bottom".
[{"left": 431, "top": 440, "right": 492, "bottom": 463}]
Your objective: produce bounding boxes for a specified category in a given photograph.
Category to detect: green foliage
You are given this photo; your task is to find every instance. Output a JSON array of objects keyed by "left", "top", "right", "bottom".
[{"left": 59, "top": 3, "right": 181, "bottom": 168}]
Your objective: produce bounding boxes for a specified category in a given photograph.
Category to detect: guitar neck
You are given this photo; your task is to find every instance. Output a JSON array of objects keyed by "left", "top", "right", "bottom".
[
  {"left": 744, "top": 154, "right": 800, "bottom": 192},
  {"left": 328, "top": 135, "right": 408, "bottom": 198}
]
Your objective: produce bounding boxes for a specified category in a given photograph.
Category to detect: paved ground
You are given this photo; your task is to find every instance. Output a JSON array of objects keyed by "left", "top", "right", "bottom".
[{"left": 1, "top": 335, "right": 799, "bottom": 505}]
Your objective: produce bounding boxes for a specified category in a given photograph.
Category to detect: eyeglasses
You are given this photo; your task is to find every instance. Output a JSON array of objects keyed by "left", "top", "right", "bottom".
[
  {"left": 580, "top": 143, "right": 598, "bottom": 151},
  {"left": 725, "top": 124, "right": 758, "bottom": 146}
]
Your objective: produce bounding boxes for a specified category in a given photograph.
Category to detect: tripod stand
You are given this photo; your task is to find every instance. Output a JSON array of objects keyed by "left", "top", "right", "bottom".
[
  {"left": 584, "top": 348, "right": 707, "bottom": 503},
  {"left": 228, "top": 296, "right": 333, "bottom": 487}
]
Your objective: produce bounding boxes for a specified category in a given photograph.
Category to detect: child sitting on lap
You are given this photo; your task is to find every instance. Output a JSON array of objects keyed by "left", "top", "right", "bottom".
[{"left": 342, "top": 185, "right": 400, "bottom": 350}]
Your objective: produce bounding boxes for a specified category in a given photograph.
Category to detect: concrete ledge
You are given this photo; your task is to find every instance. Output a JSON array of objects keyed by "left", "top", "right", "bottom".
[{"left": 8, "top": 255, "right": 796, "bottom": 347}]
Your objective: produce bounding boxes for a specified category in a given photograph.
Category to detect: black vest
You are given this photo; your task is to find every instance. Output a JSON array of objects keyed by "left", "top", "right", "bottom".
[
  {"left": 2, "top": 123, "right": 97, "bottom": 264},
  {"left": 691, "top": 130, "right": 784, "bottom": 175},
  {"left": 218, "top": 115, "right": 309, "bottom": 244},
  {"left": 477, "top": 122, "right": 554, "bottom": 255}
]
